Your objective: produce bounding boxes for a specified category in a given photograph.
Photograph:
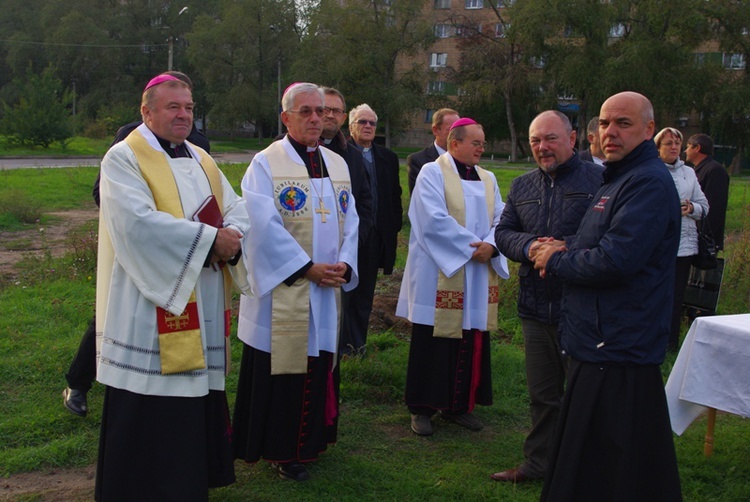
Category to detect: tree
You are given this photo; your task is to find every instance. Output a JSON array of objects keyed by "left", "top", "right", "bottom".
[
  {"left": 1, "top": 65, "right": 73, "bottom": 148},
  {"left": 450, "top": 1, "right": 535, "bottom": 161},
  {"left": 186, "top": 0, "right": 299, "bottom": 138},
  {"left": 297, "top": 0, "right": 435, "bottom": 147},
  {"left": 698, "top": 0, "right": 750, "bottom": 173}
]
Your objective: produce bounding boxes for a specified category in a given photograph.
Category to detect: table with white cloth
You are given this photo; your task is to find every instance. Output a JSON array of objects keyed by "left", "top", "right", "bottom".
[{"left": 665, "top": 313, "right": 750, "bottom": 456}]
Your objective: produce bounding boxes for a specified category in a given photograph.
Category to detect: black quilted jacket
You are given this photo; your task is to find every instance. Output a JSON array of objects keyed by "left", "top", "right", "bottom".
[{"left": 495, "top": 153, "right": 604, "bottom": 324}]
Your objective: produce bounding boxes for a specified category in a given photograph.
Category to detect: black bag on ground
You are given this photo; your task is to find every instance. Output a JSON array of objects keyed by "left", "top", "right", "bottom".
[{"left": 692, "top": 217, "right": 718, "bottom": 270}]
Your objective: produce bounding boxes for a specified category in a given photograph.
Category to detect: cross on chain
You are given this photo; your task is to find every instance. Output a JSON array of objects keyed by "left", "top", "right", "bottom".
[{"left": 315, "top": 199, "right": 331, "bottom": 223}]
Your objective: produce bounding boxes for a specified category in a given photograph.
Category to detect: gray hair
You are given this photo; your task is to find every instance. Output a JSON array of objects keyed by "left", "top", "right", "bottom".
[
  {"left": 587, "top": 116, "right": 599, "bottom": 135},
  {"left": 281, "top": 82, "right": 323, "bottom": 112},
  {"left": 349, "top": 103, "right": 378, "bottom": 124},
  {"left": 654, "top": 127, "right": 683, "bottom": 148}
]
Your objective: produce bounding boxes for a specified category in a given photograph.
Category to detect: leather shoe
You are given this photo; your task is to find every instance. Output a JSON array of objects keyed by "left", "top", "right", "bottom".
[
  {"left": 410, "top": 414, "right": 434, "bottom": 436},
  {"left": 439, "top": 411, "right": 483, "bottom": 431},
  {"left": 490, "top": 467, "right": 536, "bottom": 483},
  {"left": 272, "top": 461, "right": 310, "bottom": 481},
  {"left": 62, "top": 387, "right": 88, "bottom": 417}
]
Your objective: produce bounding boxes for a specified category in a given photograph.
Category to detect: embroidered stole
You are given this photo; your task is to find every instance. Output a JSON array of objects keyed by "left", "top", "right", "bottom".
[
  {"left": 264, "top": 140, "right": 351, "bottom": 374},
  {"left": 433, "top": 154, "right": 499, "bottom": 338}
]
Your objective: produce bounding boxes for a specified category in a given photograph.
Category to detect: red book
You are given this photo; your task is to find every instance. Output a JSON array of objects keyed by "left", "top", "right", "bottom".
[{"left": 192, "top": 195, "right": 224, "bottom": 228}]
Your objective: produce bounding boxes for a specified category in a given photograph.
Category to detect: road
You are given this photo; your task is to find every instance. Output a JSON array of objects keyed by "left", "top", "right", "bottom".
[{"left": 0, "top": 151, "right": 257, "bottom": 170}]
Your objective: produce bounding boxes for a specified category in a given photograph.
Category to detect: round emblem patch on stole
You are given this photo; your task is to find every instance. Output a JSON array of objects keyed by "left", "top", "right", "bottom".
[
  {"left": 279, "top": 186, "right": 307, "bottom": 212},
  {"left": 338, "top": 189, "right": 350, "bottom": 214}
]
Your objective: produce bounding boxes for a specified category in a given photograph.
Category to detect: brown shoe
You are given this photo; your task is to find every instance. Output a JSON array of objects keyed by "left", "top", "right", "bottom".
[
  {"left": 439, "top": 411, "right": 483, "bottom": 431},
  {"left": 490, "top": 467, "right": 535, "bottom": 483}
]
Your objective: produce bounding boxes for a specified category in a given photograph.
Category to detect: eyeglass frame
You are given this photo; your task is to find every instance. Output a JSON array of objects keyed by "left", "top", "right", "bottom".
[{"left": 286, "top": 106, "right": 326, "bottom": 118}]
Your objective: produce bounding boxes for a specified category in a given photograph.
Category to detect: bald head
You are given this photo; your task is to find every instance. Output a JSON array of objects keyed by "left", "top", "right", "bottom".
[{"left": 598, "top": 92, "right": 655, "bottom": 162}]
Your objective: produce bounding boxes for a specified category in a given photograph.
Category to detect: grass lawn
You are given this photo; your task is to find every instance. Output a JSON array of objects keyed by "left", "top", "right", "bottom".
[{"left": 0, "top": 164, "right": 748, "bottom": 500}]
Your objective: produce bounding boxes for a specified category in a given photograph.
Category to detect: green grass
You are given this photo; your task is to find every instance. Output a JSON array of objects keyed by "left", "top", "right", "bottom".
[
  {"left": 0, "top": 164, "right": 749, "bottom": 500},
  {"left": 0, "top": 135, "right": 111, "bottom": 157}
]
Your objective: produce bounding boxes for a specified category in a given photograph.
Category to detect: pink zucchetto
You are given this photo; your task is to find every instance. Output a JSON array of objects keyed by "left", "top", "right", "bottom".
[
  {"left": 144, "top": 74, "right": 181, "bottom": 92},
  {"left": 449, "top": 117, "right": 479, "bottom": 130}
]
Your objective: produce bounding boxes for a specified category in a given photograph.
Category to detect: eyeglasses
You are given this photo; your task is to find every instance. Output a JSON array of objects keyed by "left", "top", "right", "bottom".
[
  {"left": 324, "top": 107, "right": 345, "bottom": 116},
  {"left": 466, "top": 140, "right": 487, "bottom": 149},
  {"left": 356, "top": 119, "right": 377, "bottom": 127},
  {"left": 287, "top": 106, "right": 325, "bottom": 118}
]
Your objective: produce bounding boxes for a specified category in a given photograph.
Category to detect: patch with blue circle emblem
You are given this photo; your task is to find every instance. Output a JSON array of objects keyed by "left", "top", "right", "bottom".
[
  {"left": 279, "top": 186, "right": 307, "bottom": 211},
  {"left": 338, "top": 190, "right": 350, "bottom": 214}
]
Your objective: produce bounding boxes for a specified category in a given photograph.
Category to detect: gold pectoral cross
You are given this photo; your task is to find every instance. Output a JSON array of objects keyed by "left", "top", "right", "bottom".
[{"left": 315, "top": 199, "right": 331, "bottom": 223}]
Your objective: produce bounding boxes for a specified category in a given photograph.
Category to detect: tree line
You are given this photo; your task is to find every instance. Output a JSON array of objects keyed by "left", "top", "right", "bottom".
[{"left": 0, "top": 0, "right": 747, "bottom": 169}]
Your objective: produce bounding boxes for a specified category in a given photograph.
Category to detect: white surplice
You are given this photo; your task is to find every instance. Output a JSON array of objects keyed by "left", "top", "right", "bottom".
[
  {"left": 238, "top": 136, "right": 359, "bottom": 356},
  {"left": 396, "top": 156, "right": 509, "bottom": 329},
  {"left": 96, "top": 124, "right": 250, "bottom": 397}
]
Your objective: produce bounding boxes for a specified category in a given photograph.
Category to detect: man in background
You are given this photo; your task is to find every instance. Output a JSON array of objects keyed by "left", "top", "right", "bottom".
[
  {"left": 578, "top": 116, "right": 605, "bottom": 166},
  {"left": 343, "top": 104, "right": 402, "bottom": 355},
  {"left": 406, "top": 108, "right": 460, "bottom": 194}
]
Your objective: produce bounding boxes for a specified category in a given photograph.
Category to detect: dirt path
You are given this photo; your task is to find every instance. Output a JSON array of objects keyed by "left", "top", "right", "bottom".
[{"left": 1, "top": 466, "right": 95, "bottom": 501}]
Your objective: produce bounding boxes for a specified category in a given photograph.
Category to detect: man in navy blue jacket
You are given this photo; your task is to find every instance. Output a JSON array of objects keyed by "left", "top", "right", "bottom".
[{"left": 533, "top": 92, "right": 682, "bottom": 501}]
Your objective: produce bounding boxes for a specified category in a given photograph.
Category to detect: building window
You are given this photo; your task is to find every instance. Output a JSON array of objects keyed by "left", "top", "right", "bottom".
[
  {"left": 427, "top": 81, "right": 446, "bottom": 94},
  {"left": 434, "top": 0, "right": 450, "bottom": 8},
  {"left": 456, "top": 24, "right": 482, "bottom": 37},
  {"left": 425, "top": 110, "right": 435, "bottom": 123},
  {"left": 465, "top": 0, "right": 483, "bottom": 9},
  {"left": 495, "top": 23, "right": 507, "bottom": 38},
  {"left": 434, "top": 24, "right": 452, "bottom": 38},
  {"left": 723, "top": 53, "right": 746, "bottom": 70},
  {"left": 429, "top": 52, "right": 448, "bottom": 68}
]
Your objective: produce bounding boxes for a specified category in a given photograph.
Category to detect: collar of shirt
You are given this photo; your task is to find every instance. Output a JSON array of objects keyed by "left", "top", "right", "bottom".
[
  {"left": 453, "top": 158, "right": 479, "bottom": 181},
  {"left": 155, "top": 135, "right": 191, "bottom": 159}
]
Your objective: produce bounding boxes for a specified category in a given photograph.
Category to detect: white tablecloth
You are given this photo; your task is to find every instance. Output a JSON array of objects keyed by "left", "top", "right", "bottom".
[{"left": 665, "top": 314, "right": 750, "bottom": 435}]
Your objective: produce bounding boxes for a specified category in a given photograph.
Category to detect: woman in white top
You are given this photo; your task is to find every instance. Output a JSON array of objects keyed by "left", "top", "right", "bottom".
[{"left": 655, "top": 127, "right": 709, "bottom": 350}]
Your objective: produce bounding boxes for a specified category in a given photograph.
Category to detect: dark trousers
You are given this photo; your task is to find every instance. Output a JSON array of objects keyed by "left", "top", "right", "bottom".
[
  {"left": 670, "top": 256, "right": 694, "bottom": 350},
  {"left": 520, "top": 318, "right": 567, "bottom": 478},
  {"left": 340, "top": 231, "right": 383, "bottom": 354},
  {"left": 65, "top": 316, "right": 97, "bottom": 392}
]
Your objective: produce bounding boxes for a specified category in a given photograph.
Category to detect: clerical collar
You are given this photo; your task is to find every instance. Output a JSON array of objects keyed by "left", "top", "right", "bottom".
[
  {"left": 322, "top": 138, "right": 333, "bottom": 145},
  {"left": 287, "top": 134, "right": 318, "bottom": 156},
  {"left": 452, "top": 157, "right": 479, "bottom": 181},
  {"left": 155, "top": 135, "right": 191, "bottom": 159}
]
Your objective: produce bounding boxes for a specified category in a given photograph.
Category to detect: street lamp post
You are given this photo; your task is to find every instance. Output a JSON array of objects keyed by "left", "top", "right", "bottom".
[{"left": 167, "top": 6, "right": 189, "bottom": 71}]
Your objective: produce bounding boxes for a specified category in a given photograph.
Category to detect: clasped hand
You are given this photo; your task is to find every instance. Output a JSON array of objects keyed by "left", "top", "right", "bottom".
[
  {"left": 304, "top": 262, "right": 347, "bottom": 288},
  {"left": 211, "top": 227, "right": 243, "bottom": 264},
  {"left": 530, "top": 237, "right": 567, "bottom": 278}
]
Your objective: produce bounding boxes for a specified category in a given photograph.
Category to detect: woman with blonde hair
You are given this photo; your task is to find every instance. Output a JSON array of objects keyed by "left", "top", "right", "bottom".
[{"left": 655, "top": 127, "right": 709, "bottom": 350}]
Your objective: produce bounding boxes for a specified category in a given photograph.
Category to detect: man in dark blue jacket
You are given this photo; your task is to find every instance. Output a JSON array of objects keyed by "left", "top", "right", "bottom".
[
  {"left": 492, "top": 111, "right": 603, "bottom": 483},
  {"left": 534, "top": 92, "right": 682, "bottom": 501}
]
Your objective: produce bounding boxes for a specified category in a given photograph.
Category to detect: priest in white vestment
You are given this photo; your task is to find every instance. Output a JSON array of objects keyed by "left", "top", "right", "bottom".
[
  {"left": 95, "top": 74, "right": 249, "bottom": 500},
  {"left": 396, "top": 118, "right": 509, "bottom": 437},
  {"left": 233, "top": 83, "right": 358, "bottom": 482}
]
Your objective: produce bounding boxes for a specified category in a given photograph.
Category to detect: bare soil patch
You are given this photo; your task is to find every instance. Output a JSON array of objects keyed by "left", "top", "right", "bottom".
[
  {"left": 1, "top": 465, "right": 95, "bottom": 501},
  {"left": 0, "top": 209, "right": 99, "bottom": 284}
]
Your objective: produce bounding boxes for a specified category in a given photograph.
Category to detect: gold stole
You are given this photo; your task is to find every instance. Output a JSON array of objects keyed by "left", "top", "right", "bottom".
[
  {"left": 433, "top": 155, "right": 499, "bottom": 338},
  {"left": 264, "top": 140, "right": 351, "bottom": 374},
  {"left": 125, "top": 129, "right": 233, "bottom": 374}
]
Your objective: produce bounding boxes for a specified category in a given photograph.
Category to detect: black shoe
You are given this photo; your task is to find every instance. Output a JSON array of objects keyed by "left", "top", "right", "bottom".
[
  {"left": 272, "top": 461, "right": 310, "bottom": 481},
  {"left": 62, "top": 387, "right": 88, "bottom": 417}
]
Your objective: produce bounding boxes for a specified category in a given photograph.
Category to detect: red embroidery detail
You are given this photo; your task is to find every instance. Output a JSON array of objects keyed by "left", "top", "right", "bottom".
[
  {"left": 488, "top": 286, "right": 499, "bottom": 304},
  {"left": 436, "top": 290, "right": 464, "bottom": 309},
  {"left": 156, "top": 302, "right": 200, "bottom": 334}
]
